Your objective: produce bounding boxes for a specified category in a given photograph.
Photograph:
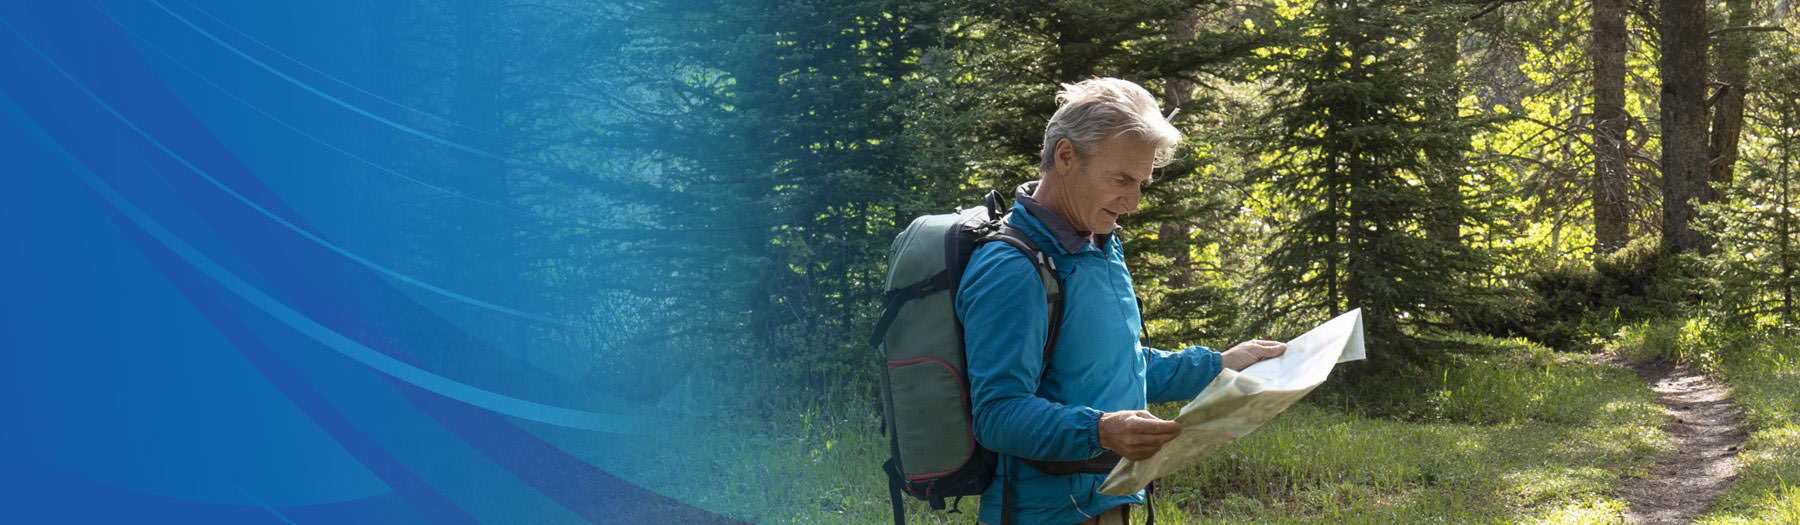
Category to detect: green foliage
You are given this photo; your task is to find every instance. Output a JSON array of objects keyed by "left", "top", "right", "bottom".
[
  {"left": 697, "top": 0, "right": 971, "bottom": 408},
  {"left": 1695, "top": 35, "right": 1800, "bottom": 331},
  {"left": 451, "top": 2, "right": 1800, "bottom": 519},
  {"left": 1469, "top": 0, "right": 1663, "bottom": 265},
  {"left": 891, "top": 0, "right": 1286, "bottom": 353},
  {"left": 1468, "top": 238, "right": 1691, "bottom": 350},
  {"left": 542, "top": 7, "right": 1800, "bottom": 518},
  {"left": 1251, "top": 0, "right": 1496, "bottom": 370}
]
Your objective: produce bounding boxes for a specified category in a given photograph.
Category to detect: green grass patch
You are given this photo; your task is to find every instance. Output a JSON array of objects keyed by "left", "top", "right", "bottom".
[
  {"left": 1606, "top": 318, "right": 1800, "bottom": 523},
  {"left": 1135, "top": 349, "right": 1662, "bottom": 523},
  {"left": 1426, "top": 344, "right": 1651, "bottom": 426},
  {"left": 718, "top": 337, "right": 1667, "bottom": 523},
  {"left": 1691, "top": 332, "right": 1800, "bottom": 524}
]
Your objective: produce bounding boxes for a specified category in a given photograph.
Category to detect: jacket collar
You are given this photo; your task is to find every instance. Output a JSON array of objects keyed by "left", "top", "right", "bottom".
[{"left": 1013, "top": 181, "right": 1114, "bottom": 256}]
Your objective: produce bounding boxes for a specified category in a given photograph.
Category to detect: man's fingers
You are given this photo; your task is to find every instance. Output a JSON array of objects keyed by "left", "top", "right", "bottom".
[
  {"left": 1099, "top": 410, "right": 1184, "bottom": 460},
  {"left": 1136, "top": 419, "right": 1183, "bottom": 435},
  {"left": 1142, "top": 430, "right": 1180, "bottom": 446},
  {"left": 1125, "top": 412, "right": 1182, "bottom": 434},
  {"left": 1120, "top": 432, "right": 1179, "bottom": 460},
  {"left": 1246, "top": 339, "right": 1286, "bottom": 358}
]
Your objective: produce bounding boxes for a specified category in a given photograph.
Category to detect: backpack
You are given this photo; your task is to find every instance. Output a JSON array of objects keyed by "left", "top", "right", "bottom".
[{"left": 868, "top": 189, "right": 1064, "bottom": 525}]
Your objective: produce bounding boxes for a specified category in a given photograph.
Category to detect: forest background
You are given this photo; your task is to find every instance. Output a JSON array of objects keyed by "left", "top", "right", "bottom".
[{"left": 426, "top": 0, "right": 1800, "bottom": 521}]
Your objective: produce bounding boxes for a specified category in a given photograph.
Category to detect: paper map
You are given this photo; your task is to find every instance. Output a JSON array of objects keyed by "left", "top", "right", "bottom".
[{"left": 1098, "top": 308, "right": 1367, "bottom": 495}]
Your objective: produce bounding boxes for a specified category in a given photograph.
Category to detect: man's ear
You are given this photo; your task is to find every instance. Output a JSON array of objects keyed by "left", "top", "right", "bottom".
[{"left": 1054, "top": 138, "right": 1077, "bottom": 175}]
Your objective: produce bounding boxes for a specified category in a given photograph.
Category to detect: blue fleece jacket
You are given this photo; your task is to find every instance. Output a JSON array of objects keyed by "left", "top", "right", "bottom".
[{"left": 957, "top": 188, "right": 1223, "bottom": 524}]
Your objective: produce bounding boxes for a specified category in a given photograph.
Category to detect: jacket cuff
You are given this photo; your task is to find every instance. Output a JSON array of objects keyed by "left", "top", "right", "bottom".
[
  {"left": 1079, "top": 406, "right": 1105, "bottom": 456},
  {"left": 1201, "top": 346, "right": 1222, "bottom": 372}
]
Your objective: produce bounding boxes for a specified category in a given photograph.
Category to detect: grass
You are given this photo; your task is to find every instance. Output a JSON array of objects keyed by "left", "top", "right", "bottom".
[
  {"left": 1613, "top": 320, "right": 1800, "bottom": 524},
  {"left": 642, "top": 320, "right": 1800, "bottom": 523},
  {"left": 685, "top": 336, "right": 1671, "bottom": 523},
  {"left": 1132, "top": 346, "right": 1663, "bottom": 524}
]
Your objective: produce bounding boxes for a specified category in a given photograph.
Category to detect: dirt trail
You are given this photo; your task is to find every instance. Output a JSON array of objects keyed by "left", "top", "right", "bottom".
[{"left": 1618, "top": 359, "right": 1747, "bottom": 524}]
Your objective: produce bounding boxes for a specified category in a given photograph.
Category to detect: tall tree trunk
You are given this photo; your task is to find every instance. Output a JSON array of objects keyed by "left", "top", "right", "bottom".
[
  {"left": 1050, "top": 15, "right": 1087, "bottom": 83},
  {"left": 1708, "top": 0, "right": 1755, "bottom": 204},
  {"left": 1659, "top": 0, "right": 1711, "bottom": 253},
  {"left": 1164, "top": 15, "right": 1198, "bottom": 108},
  {"left": 1592, "top": 0, "right": 1631, "bottom": 253},
  {"left": 1161, "top": 14, "right": 1198, "bottom": 289}
]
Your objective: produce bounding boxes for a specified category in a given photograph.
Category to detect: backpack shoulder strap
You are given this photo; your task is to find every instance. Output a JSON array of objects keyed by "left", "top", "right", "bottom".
[
  {"left": 981, "top": 217, "right": 1065, "bottom": 380},
  {"left": 987, "top": 217, "right": 1061, "bottom": 525}
]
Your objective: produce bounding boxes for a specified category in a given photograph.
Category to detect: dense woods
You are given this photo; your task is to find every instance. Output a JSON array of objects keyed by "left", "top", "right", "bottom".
[
  {"left": 398, "top": 0, "right": 1798, "bottom": 418},
  {"left": 236, "top": 0, "right": 1799, "bottom": 521},
  {"left": 12, "top": 1, "right": 1800, "bottom": 522},
  {"left": 580, "top": 0, "right": 1797, "bottom": 407}
]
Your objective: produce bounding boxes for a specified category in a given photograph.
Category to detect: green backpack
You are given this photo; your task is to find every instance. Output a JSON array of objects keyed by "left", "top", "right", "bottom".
[{"left": 869, "top": 190, "right": 1064, "bottom": 524}]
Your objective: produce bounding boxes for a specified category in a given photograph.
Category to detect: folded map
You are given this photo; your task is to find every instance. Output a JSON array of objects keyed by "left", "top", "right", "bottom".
[{"left": 1098, "top": 308, "right": 1367, "bottom": 495}]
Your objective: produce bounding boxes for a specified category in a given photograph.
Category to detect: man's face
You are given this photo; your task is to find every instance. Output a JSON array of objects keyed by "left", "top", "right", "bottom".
[{"left": 1053, "top": 135, "right": 1157, "bottom": 235}]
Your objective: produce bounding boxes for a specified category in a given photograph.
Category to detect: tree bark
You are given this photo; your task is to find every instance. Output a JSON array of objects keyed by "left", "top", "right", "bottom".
[
  {"left": 1659, "top": 0, "right": 1711, "bottom": 253},
  {"left": 1161, "top": 13, "right": 1198, "bottom": 289},
  {"left": 1707, "top": 0, "right": 1754, "bottom": 204},
  {"left": 1592, "top": 0, "right": 1631, "bottom": 253}
]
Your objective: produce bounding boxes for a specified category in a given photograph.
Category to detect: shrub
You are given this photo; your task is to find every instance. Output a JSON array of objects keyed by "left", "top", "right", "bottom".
[{"left": 1468, "top": 239, "right": 1691, "bottom": 350}]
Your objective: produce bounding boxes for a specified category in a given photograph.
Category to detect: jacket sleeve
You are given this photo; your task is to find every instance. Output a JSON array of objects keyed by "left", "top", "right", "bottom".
[
  {"left": 957, "top": 243, "right": 1104, "bottom": 462},
  {"left": 1142, "top": 345, "right": 1222, "bottom": 404}
]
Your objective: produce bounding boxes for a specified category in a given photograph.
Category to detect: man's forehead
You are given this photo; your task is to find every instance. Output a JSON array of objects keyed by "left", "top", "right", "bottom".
[{"left": 1111, "top": 165, "right": 1154, "bottom": 184}]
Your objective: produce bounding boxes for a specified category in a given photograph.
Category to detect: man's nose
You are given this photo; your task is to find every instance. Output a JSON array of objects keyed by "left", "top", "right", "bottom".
[{"left": 1123, "top": 186, "right": 1141, "bottom": 213}]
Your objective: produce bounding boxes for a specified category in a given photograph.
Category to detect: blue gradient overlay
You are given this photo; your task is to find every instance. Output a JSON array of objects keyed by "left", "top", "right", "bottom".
[{"left": 3, "top": 0, "right": 760, "bottom": 522}]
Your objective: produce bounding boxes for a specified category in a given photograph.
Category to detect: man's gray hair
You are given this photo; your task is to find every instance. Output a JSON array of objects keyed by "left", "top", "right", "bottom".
[{"left": 1039, "top": 77, "right": 1182, "bottom": 175}]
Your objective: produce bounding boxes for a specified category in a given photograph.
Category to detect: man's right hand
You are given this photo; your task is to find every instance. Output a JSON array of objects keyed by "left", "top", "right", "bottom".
[{"left": 1097, "top": 410, "right": 1182, "bottom": 461}]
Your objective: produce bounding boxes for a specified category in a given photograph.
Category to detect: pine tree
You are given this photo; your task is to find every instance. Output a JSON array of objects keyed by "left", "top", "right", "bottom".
[
  {"left": 908, "top": 0, "right": 1280, "bottom": 347},
  {"left": 1701, "top": 37, "right": 1800, "bottom": 329},
  {"left": 1255, "top": 0, "right": 1492, "bottom": 367}
]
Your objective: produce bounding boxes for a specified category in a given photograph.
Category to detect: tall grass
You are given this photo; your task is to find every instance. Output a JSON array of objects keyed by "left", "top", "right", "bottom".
[
  {"left": 1139, "top": 346, "right": 1662, "bottom": 523},
  {"left": 744, "top": 336, "right": 1668, "bottom": 523}
]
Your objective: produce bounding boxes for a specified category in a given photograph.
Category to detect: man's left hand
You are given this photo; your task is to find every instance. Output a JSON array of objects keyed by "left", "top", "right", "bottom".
[{"left": 1221, "top": 339, "right": 1286, "bottom": 371}]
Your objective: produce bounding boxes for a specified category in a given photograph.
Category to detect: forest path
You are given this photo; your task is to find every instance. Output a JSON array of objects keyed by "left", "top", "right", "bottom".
[{"left": 1615, "top": 358, "right": 1747, "bottom": 524}]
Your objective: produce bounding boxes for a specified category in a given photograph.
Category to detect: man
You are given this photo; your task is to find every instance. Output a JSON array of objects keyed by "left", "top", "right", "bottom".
[{"left": 958, "top": 77, "right": 1287, "bottom": 524}]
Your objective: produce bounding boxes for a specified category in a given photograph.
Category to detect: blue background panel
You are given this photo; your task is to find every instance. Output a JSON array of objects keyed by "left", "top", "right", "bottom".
[{"left": 1, "top": 0, "right": 761, "bottom": 522}]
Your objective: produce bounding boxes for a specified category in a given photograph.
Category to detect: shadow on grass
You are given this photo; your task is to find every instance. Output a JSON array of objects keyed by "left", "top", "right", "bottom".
[{"left": 673, "top": 337, "right": 1672, "bottom": 523}]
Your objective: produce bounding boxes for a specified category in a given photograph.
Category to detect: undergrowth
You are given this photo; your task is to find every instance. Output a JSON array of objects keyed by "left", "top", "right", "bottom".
[{"left": 728, "top": 335, "right": 1666, "bottom": 523}]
